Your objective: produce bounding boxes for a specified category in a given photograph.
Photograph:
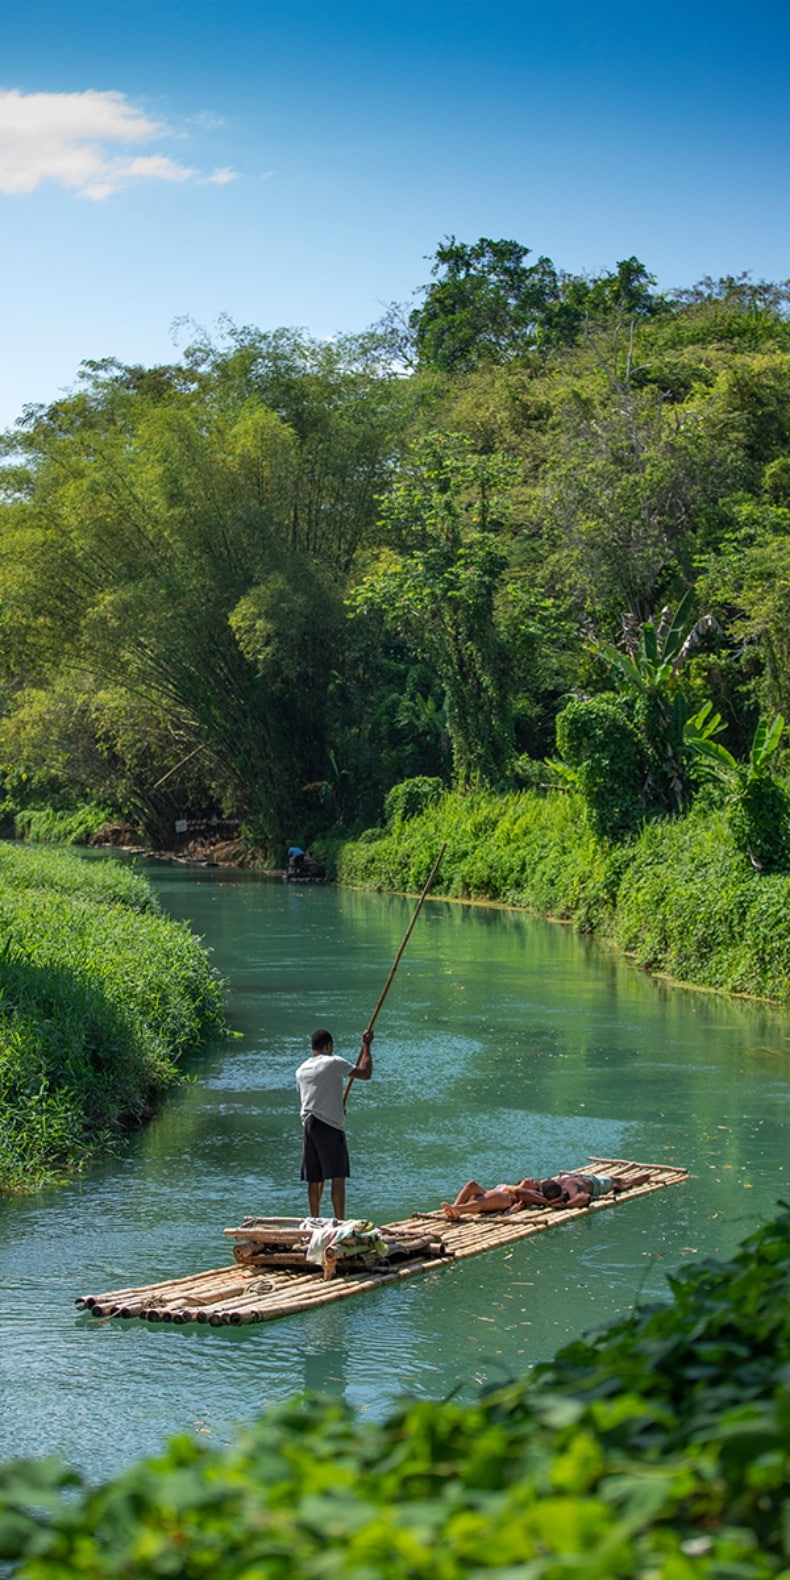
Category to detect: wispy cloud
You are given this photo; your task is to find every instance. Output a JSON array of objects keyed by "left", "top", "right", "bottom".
[{"left": 0, "top": 88, "right": 236, "bottom": 199}]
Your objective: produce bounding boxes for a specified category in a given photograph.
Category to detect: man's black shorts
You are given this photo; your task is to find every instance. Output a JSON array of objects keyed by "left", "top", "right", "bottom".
[{"left": 300, "top": 1114, "right": 350, "bottom": 1182}]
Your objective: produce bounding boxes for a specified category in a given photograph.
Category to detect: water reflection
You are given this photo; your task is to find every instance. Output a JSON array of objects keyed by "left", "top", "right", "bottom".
[{"left": 1, "top": 863, "right": 788, "bottom": 1481}]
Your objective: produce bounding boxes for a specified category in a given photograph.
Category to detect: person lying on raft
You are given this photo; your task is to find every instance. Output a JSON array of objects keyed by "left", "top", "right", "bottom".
[
  {"left": 441, "top": 1178, "right": 549, "bottom": 1220},
  {"left": 441, "top": 1170, "right": 652, "bottom": 1219},
  {"left": 538, "top": 1171, "right": 651, "bottom": 1209}
]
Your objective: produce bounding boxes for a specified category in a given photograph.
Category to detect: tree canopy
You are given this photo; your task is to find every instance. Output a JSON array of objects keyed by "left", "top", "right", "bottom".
[{"left": 2, "top": 243, "right": 790, "bottom": 851}]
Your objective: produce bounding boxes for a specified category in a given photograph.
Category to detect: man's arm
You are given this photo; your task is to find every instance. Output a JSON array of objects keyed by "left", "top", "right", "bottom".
[
  {"left": 508, "top": 1186, "right": 550, "bottom": 1210},
  {"left": 348, "top": 1028, "right": 373, "bottom": 1082}
]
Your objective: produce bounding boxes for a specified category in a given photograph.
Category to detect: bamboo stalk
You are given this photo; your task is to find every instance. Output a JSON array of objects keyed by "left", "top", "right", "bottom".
[{"left": 225, "top": 1228, "right": 309, "bottom": 1244}]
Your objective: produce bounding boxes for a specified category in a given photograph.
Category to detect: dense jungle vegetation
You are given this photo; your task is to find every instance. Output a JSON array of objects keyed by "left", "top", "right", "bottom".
[
  {"left": 2, "top": 1205, "right": 790, "bottom": 1577},
  {"left": 0, "top": 844, "right": 225, "bottom": 1193},
  {"left": 2, "top": 240, "right": 790, "bottom": 864}
]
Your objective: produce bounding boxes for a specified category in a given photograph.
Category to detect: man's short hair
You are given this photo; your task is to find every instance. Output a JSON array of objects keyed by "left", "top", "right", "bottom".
[
  {"left": 311, "top": 1028, "right": 333, "bottom": 1051},
  {"left": 539, "top": 1178, "right": 563, "bottom": 1201}
]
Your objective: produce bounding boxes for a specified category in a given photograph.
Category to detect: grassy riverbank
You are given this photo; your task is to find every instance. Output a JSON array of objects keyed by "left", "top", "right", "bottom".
[
  {"left": 0, "top": 843, "right": 225, "bottom": 1194},
  {"left": 336, "top": 789, "right": 790, "bottom": 1003},
  {"left": 2, "top": 1205, "right": 788, "bottom": 1577}
]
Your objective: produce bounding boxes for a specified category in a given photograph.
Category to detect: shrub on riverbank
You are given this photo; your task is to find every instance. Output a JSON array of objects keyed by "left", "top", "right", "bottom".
[
  {"left": 2, "top": 1206, "right": 789, "bottom": 1577},
  {"left": 0, "top": 845, "right": 225, "bottom": 1194},
  {"left": 338, "top": 788, "right": 790, "bottom": 1001}
]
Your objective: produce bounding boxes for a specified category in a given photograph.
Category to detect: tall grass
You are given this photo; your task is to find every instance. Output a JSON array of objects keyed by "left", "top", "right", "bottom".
[
  {"left": 0, "top": 842, "right": 158, "bottom": 912},
  {"left": 339, "top": 790, "right": 790, "bottom": 1003},
  {"left": 0, "top": 844, "right": 225, "bottom": 1194},
  {"left": 14, "top": 803, "right": 114, "bottom": 845}
]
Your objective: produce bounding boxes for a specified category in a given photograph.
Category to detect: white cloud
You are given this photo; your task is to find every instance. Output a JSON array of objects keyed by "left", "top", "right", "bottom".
[
  {"left": 205, "top": 166, "right": 237, "bottom": 185},
  {"left": 0, "top": 88, "right": 236, "bottom": 199}
]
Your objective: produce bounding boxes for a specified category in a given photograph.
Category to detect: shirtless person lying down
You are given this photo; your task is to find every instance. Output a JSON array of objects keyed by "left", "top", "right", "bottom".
[
  {"left": 441, "top": 1178, "right": 549, "bottom": 1220},
  {"left": 539, "top": 1171, "right": 650, "bottom": 1208},
  {"left": 441, "top": 1170, "right": 651, "bottom": 1219}
]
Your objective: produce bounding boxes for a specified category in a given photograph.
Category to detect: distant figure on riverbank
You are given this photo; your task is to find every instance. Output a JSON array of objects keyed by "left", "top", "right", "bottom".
[{"left": 287, "top": 844, "right": 305, "bottom": 876}]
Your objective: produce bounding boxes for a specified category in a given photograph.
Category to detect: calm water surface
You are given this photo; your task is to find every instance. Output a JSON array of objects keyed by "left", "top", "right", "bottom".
[{"left": 1, "top": 863, "right": 789, "bottom": 1481}]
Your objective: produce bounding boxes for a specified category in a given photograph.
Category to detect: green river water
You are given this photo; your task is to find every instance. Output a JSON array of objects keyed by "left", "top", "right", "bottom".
[{"left": 1, "top": 861, "right": 789, "bottom": 1482}]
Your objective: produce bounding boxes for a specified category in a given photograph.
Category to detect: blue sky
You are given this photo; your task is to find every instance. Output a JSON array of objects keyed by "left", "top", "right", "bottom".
[{"left": 2, "top": 0, "right": 789, "bottom": 427}]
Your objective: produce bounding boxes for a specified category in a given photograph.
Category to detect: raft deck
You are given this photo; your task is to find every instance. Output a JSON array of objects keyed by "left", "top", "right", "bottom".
[{"left": 76, "top": 1159, "right": 688, "bottom": 1327}]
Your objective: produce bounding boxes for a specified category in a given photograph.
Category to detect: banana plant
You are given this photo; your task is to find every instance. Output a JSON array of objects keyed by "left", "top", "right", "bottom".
[
  {"left": 590, "top": 591, "right": 722, "bottom": 813},
  {"left": 594, "top": 589, "right": 720, "bottom": 693},
  {"left": 684, "top": 706, "right": 785, "bottom": 793}
]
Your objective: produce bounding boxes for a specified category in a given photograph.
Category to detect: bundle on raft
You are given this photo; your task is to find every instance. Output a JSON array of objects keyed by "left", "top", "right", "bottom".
[{"left": 75, "top": 1159, "right": 688, "bottom": 1327}]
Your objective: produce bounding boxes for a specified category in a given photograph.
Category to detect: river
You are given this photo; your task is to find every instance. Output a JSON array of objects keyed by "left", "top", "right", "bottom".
[{"left": 1, "top": 862, "right": 788, "bottom": 1482}]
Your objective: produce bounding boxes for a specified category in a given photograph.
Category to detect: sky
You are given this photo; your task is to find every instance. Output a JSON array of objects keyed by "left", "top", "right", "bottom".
[{"left": 2, "top": 0, "right": 789, "bottom": 428}]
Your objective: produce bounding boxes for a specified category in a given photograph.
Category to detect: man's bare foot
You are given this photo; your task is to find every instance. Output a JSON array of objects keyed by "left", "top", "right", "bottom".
[{"left": 441, "top": 1202, "right": 461, "bottom": 1221}]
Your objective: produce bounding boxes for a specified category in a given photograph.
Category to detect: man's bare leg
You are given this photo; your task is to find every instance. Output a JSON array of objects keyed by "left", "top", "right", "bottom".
[
  {"left": 612, "top": 1172, "right": 650, "bottom": 1193},
  {"left": 330, "top": 1177, "right": 346, "bottom": 1220},
  {"left": 308, "top": 1180, "right": 324, "bottom": 1217},
  {"left": 442, "top": 1188, "right": 514, "bottom": 1221}
]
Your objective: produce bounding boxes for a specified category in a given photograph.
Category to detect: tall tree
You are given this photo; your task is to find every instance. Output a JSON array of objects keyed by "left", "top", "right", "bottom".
[
  {"left": 410, "top": 237, "right": 560, "bottom": 372},
  {"left": 349, "top": 433, "right": 519, "bottom": 787},
  {"left": 0, "top": 347, "right": 394, "bottom": 843}
]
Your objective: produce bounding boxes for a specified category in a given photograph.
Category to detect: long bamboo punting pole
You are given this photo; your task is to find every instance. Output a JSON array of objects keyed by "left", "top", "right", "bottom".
[{"left": 344, "top": 841, "right": 446, "bottom": 1109}]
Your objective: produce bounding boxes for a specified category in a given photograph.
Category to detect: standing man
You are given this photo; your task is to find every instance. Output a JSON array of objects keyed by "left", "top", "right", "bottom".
[{"left": 296, "top": 1027, "right": 373, "bottom": 1220}]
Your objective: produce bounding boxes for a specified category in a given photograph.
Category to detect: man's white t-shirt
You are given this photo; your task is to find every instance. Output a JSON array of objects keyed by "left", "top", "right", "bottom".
[{"left": 296, "top": 1053, "right": 355, "bottom": 1131}]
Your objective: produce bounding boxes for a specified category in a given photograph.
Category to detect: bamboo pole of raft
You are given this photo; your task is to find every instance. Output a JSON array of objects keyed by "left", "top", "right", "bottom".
[
  {"left": 76, "top": 1265, "right": 240, "bottom": 1312},
  {"left": 77, "top": 1162, "right": 690, "bottom": 1325},
  {"left": 344, "top": 840, "right": 447, "bottom": 1109},
  {"left": 201, "top": 1253, "right": 452, "bottom": 1324}
]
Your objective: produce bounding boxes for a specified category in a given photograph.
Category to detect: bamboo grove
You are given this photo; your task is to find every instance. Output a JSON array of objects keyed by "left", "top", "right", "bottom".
[{"left": 2, "top": 242, "right": 790, "bottom": 855}]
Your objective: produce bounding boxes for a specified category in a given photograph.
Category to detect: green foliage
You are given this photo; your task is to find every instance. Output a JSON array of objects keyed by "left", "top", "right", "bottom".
[
  {"left": 0, "top": 843, "right": 157, "bottom": 912},
  {"left": 613, "top": 807, "right": 790, "bottom": 997},
  {"left": 341, "top": 787, "right": 790, "bottom": 1001},
  {"left": 410, "top": 235, "right": 560, "bottom": 370},
  {"left": 555, "top": 696, "right": 645, "bottom": 839},
  {"left": 340, "top": 788, "right": 619, "bottom": 932},
  {"left": 3, "top": 249, "right": 790, "bottom": 839},
  {"left": 685, "top": 712, "right": 790, "bottom": 870},
  {"left": 350, "top": 433, "right": 518, "bottom": 788},
  {"left": 3, "top": 1208, "right": 790, "bottom": 1577},
  {"left": 13, "top": 804, "right": 113, "bottom": 845},
  {"left": 383, "top": 777, "right": 445, "bottom": 827},
  {"left": 0, "top": 332, "right": 409, "bottom": 844},
  {"left": 729, "top": 774, "right": 790, "bottom": 872},
  {"left": 0, "top": 844, "right": 225, "bottom": 1193},
  {"left": 589, "top": 593, "right": 725, "bottom": 813},
  {"left": 410, "top": 238, "right": 667, "bottom": 371}
]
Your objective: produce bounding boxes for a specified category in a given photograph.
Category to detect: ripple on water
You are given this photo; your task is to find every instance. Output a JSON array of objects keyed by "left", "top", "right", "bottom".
[{"left": 2, "top": 865, "right": 789, "bottom": 1480}]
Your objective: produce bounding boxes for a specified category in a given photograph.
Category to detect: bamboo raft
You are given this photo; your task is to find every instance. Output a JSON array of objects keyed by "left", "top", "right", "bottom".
[{"left": 76, "top": 1159, "right": 688, "bottom": 1327}]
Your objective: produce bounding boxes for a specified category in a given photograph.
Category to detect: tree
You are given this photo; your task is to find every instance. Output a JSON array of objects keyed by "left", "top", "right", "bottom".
[
  {"left": 410, "top": 237, "right": 560, "bottom": 372},
  {"left": 0, "top": 359, "right": 360, "bottom": 843},
  {"left": 349, "top": 434, "right": 519, "bottom": 788},
  {"left": 554, "top": 695, "right": 645, "bottom": 840}
]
